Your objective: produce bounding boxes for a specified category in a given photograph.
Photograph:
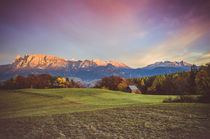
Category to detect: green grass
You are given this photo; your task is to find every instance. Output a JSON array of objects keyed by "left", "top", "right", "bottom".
[
  {"left": 0, "top": 88, "right": 210, "bottom": 138},
  {"left": 18, "top": 88, "right": 177, "bottom": 104},
  {"left": 0, "top": 88, "right": 176, "bottom": 118}
]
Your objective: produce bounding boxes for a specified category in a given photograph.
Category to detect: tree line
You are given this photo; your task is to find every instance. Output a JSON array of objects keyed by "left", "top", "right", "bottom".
[
  {"left": 128, "top": 63, "right": 210, "bottom": 96},
  {"left": 1, "top": 63, "right": 209, "bottom": 99},
  {"left": 1, "top": 74, "right": 83, "bottom": 89},
  {"left": 94, "top": 63, "right": 210, "bottom": 95}
]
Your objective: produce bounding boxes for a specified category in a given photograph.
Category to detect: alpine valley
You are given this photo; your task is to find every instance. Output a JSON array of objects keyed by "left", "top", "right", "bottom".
[{"left": 0, "top": 54, "right": 193, "bottom": 84}]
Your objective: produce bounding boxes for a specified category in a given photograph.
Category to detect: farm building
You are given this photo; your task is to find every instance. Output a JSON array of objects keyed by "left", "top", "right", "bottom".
[{"left": 128, "top": 85, "right": 142, "bottom": 94}]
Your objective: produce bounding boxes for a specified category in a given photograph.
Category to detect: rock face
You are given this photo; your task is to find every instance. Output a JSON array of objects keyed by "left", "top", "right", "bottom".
[
  {"left": 11, "top": 54, "right": 130, "bottom": 70},
  {"left": 12, "top": 54, "right": 68, "bottom": 69},
  {"left": 0, "top": 54, "right": 193, "bottom": 81},
  {"left": 145, "top": 61, "right": 192, "bottom": 69},
  {"left": 92, "top": 59, "right": 130, "bottom": 68}
]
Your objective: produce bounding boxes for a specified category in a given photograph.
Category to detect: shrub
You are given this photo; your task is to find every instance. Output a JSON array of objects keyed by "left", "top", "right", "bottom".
[
  {"left": 197, "top": 95, "right": 210, "bottom": 103},
  {"left": 163, "top": 95, "right": 198, "bottom": 103}
]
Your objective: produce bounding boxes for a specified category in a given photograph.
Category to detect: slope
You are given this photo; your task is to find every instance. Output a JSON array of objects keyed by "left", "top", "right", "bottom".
[{"left": 0, "top": 88, "right": 176, "bottom": 118}]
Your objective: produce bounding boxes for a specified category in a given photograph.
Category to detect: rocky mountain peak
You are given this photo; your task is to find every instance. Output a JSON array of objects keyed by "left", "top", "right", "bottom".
[
  {"left": 14, "top": 55, "right": 24, "bottom": 63},
  {"left": 15, "top": 55, "right": 22, "bottom": 60},
  {"left": 10, "top": 54, "right": 130, "bottom": 70},
  {"left": 92, "top": 59, "right": 130, "bottom": 68},
  {"left": 12, "top": 54, "right": 68, "bottom": 69},
  {"left": 0, "top": 55, "right": 194, "bottom": 81},
  {"left": 145, "top": 61, "right": 192, "bottom": 69},
  {"left": 92, "top": 59, "right": 107, "bottom": 66}
]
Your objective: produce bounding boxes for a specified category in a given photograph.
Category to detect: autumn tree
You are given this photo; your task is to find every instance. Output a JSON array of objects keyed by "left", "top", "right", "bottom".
[
  {"left": 188, "top": 65, "right": 198, "bottom": 94},
  {"left": 66, "top": 77, "right": 69, "bottom": 82},
  {"left": 95, "top": 75, "right": 128, "bottom": 91},
  {"left": 195, "top": 63, "right": 210, "bottom": 95},
  {"left": 55, "top": 77, "right": 66, "bottom": 88},
  {"left": 13, "top": 75, "right": 27, "bottom": 89},
  {"left": 27, "top": 74, "right": 39, "bottom": 88},
  {"left": 3, "top": 79, "right": 15, "bottom": 89},
  {"left": 74, "top": 81, "right": 84, "bottom": 88},
  {"left": 36, "top": 74, "right": 51, "bottom": 88},
  {"left": 160, "top": 76, "right": 175, "bottom": 94},
  {"left": 147, "top": 75, "right": 166, "bottom": 94},
  {"left": 70, "top": 79, "right": 76, "bottom": 88},
  {"left": 172, "top": 73, "right": 191, "bottom": 94},
  {"left": 117, "top": 78, "right": 128, "bottom": 91}
]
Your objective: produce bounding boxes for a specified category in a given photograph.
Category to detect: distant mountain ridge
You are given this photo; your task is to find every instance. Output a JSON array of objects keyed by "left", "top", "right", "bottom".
[
  {"left": 0, "top": 54, "right": 193, "bottom": 82},
  {"left": 145, "top": 61, "right": 192, "bottom": 69},
  {"left": 12, "top": 54, "right": 130, "bottom": 70}
]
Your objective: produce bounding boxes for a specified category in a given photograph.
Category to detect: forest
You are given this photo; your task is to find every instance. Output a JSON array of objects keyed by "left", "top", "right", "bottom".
[
  {"left": 0, "top": 74, "right": 83, "bottom": 89},
  {"left": 94, "top": 63, "right": 210, "bottom": 101},
  {"left": 128, "top": 63, "right": 209, "bottom": 96}
]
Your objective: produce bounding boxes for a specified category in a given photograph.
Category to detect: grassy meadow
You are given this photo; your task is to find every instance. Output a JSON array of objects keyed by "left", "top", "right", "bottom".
[{"left": 0, "top": 88, "right": 210, "bottom": 138}]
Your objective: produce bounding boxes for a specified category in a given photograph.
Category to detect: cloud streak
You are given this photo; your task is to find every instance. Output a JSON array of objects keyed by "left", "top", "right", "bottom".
[
  {"left": 0, "top": 0, "right": 210, "bottom": 67},
  {"left": 193, "top": 51, "right": 210, "bottom": 65},
  {"left": 123, "top": 20, "right": 210, "bottom": 67}
]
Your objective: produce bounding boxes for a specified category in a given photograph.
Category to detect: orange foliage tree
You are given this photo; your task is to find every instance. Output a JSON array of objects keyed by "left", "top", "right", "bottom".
[{"left": 95, "top": 75, "right": 128, "bottom": 91}]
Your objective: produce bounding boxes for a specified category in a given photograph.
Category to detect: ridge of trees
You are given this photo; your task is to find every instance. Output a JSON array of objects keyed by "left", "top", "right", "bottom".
[
  {"left": 1, "top": 74, "right": 83, "bottom": 89},
  {"left": 94, "top": 63, "right": 210, "bottom": 98},
  {"left": 129, "top": 63, "right": 210, "bottom": 96}
]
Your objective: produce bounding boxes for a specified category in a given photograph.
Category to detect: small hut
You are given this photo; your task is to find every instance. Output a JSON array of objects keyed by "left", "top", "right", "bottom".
[{"left": 128, "top": 85, "right": 142, "bottom": 94}]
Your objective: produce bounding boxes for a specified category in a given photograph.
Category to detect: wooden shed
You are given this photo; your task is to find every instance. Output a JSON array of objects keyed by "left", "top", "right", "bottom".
[{"left": 128, "top": 85, "right": 142, "bottom": 94}]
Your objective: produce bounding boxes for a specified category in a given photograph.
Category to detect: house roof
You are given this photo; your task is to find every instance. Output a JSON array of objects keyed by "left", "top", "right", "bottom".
[{"left": 128, "top": 85, "right": 138, "bottom": 90}]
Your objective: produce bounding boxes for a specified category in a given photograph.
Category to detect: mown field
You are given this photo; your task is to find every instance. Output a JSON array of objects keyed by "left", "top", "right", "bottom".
[{"left": 0, "top": 88, "right": 210, "bottom": 138}]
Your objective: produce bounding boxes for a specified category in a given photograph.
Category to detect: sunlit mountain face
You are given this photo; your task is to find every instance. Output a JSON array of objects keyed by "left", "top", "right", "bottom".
[
  {"left": 0, "top": 54, "right": 193, "bottom": 82},
  {"left": 12, "top": 54, "right": 130, "bottom": 70},
  {"left": 0, "top": 0, "right": 210, "bottom": 68}
]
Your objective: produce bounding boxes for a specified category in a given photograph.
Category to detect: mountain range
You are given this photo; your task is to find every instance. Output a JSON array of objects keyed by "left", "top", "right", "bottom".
[{"left": 0, "top": 54, "right": 193, "bottom": 82}]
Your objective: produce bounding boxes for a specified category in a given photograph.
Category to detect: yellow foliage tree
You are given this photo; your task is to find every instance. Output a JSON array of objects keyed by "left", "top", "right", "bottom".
[{"left": 55, "top": 77, "right": 66, "bottom": 88}]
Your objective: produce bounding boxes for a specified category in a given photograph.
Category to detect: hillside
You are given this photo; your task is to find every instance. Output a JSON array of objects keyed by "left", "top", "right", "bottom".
[
  {"left": 0, "top": 88, "right": 174, "bottom": 118},
  {"left": 0, "top": 88, "right": 210, "bottom": 138}
]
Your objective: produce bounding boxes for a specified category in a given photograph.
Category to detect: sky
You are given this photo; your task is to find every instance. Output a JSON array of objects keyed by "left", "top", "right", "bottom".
[{"left": 0, "top": 0, "right": 210, "bottom": 68}]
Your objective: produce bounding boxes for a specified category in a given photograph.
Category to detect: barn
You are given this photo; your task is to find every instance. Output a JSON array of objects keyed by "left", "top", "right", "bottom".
[{"left": 128, "top": 85, "right": 142, "bottom": 94}]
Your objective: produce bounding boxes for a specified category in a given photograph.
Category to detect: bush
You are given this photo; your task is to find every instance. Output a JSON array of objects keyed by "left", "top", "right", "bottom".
[
  {"left": 163, "top": 97, "right": 173, "bottom": 103},
  {"left": 197, "top": 95, "right": 210, "bottom": 103},
  {"left": 163, "top": 95, "right": 198, "bottom": 103}
]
